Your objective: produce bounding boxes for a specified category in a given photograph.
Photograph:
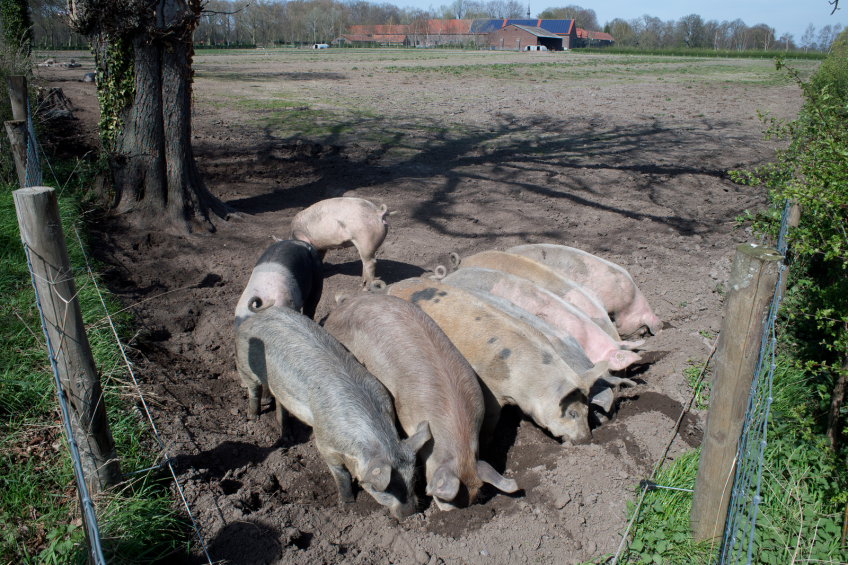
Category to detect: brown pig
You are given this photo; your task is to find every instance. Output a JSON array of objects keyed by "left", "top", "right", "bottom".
[
  {"left": 324, "top": 294, "right": 518, "bottom": 509},
  {"left": 291, "top": 197, "right": 390, "bottom": 288},
  {"left": 457, "top": 250, "right": 620, "bottom": 340},
  {"left": 386, "top": 279, "right": 609, "bottom": 444},
  {"left": 508, "top": 244, "right": 662, "bottom": 338}
]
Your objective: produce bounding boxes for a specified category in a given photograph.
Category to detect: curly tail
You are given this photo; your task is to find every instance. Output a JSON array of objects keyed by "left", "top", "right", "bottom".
[
  {"left": 449, "top": 252, "right": 461, "bottom": 268},
  {"left": 431, "top": 265, "right": 447, "bottom": 280},
  {"left": 369, "top": 280, "right": 387, "bottom": 292},
  {"left": 248, "top": 297, "right": 276, "bottom": 313}
]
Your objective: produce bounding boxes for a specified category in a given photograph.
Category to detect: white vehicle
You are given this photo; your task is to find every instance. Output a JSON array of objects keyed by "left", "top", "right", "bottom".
[{"left": 312, "top": 43, "right": 329, "bottom": 49}]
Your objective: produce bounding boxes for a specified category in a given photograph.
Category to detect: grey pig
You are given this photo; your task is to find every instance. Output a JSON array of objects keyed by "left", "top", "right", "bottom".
[
  {"left": 324, "top": 294, "right": 518, "bottom": 510},
  {"left": 234, "top": 305, "right": 431, "bottom": 520}
]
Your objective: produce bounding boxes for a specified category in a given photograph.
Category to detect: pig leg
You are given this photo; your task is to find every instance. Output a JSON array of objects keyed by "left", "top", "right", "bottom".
[
  {"left": 354, "top": 243, "right": 379, "bottom": 288},
  {"left": 276, "top": 402, "right": 289, "bottom": 437},
  {"left": 247, "top": 384, "right": 263, "bottom": 419},
  {"left": 301, "top": 275, "right": 323, "bottom": 320},
  {"left": 320, "top": 449, "right": 356, "bottom": 503}
]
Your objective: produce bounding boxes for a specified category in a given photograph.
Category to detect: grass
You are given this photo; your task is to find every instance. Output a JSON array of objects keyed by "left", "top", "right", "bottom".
[
  {"left": 625, "top": 358, "right": 848, "bottom": 564},
  {"left": 0, "top": 160, "right": 187, "bottom": 563},
  {"left": 683, "top": 358, "right": 711, "bottom": 410}
]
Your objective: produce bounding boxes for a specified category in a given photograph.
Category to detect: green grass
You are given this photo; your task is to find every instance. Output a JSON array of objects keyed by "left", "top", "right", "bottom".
[
  {"left": 0, "top": 162, "right": 187, "bottom": 563},
  {"left": 625, "top": 358, "right": 848, "bottom": 564},
  {"left": 580, "top": 47, "right": 827, "bottom": 60}
]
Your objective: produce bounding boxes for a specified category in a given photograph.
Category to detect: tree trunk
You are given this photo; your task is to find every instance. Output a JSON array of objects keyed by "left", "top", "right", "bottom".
[
  {"left": 67, "top": 0, "right": 232, "bottom": 233},
  {"left": 828, "top": 352, "right": 848, "bottom": 452}
]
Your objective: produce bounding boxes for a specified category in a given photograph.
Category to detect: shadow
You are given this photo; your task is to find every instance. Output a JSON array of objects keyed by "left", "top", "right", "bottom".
[
  {"left": 201, "top": 519, "right": 283, "bottom": 564},
  {"left": 322, "top": 259, "right": 425, "bottom": 285},
  {"left": 191, "top": 104, "right": 751, "bottom": 252}
]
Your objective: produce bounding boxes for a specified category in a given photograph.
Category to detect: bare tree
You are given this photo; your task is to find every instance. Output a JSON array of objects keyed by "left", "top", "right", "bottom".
[
  {"left": 801, "top": 22, "right": 816, "bottom": 52},
  {"left": 677, "top": 14, "right": 704, "bottom": 48}
]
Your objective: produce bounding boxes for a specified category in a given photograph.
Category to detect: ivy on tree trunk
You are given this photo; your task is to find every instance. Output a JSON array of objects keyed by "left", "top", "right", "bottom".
[{"left": 67, "top": 0, "right": 232, "bottom": 232}]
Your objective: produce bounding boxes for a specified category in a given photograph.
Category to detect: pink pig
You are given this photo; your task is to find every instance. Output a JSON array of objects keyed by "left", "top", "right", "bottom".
[
  {"left": 291, "top": 197, "right": 390, "bottom": 288},
  {"left": 508, "top": 244, "right": 662, "bottom": 338},
  {"left": 443, "top": 267, "right": 643, "bottom": 371}
]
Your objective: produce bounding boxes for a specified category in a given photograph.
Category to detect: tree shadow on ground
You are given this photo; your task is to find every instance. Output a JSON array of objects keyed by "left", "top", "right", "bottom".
[{"left": 195, "top": 109, "right": 745, "bottom": 242}]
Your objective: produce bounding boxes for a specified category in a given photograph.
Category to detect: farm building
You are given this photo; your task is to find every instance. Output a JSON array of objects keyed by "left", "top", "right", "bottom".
[
  {"left": 473, "top": 19, "right": 578, "bottom": 49},
  {"left": 488, "top": 25, "right": 564, "bottom": 51},
  {"left": 338, "top": 19, "right": 600, "bottom": 50},
  {"left": 576, "top": 28, "right": 615, "bottom": 48},
  {"left": 332, "top": 33, "right": 409, "bottom": 47}
]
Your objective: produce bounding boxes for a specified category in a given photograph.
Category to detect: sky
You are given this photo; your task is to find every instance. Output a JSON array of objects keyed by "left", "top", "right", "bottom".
[{"left": 394, "top": 0, "right": 844, "bottom": 44}]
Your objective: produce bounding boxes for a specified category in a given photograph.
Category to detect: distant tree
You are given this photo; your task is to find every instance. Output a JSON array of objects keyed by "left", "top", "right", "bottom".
[
  {"left": 677, "top": 14, "right": 704, "bottom": 48},
  {"left": 777, "top": 31, "right": 796, "bottom": 51},
  {"left": 728, "top": 18, "right": 749, "bottom": 50},
  {"left": 607, "top": 18, "right": 634, "bottom": 46},
  {"left": 751, "top": 23, "right": 776, "bottom": 50},
  {"left": 801, "top": 23, "right": 816, "bottom": 52},
  {"left": 538, "top": 5, "right": 598, "bottom": 30},
  {"left": 0, "top": 0, "right": 33, "bottom": 53}
]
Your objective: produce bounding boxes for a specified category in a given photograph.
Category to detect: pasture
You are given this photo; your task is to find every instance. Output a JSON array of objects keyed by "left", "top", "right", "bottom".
[{"left": 38, "top": 48, "right": 812, "bottom": 564}]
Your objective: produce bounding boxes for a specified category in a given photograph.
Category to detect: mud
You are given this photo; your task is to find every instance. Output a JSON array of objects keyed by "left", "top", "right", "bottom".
[{"left": 33, "top": 49, "right": 805, "bottom": 564}]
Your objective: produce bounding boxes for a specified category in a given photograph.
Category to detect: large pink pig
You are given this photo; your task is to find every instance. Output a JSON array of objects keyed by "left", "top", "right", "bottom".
[
  {"left": 291, "top": 197, "right": 390, "bottom": 288},
  {"left": 457, "top": 250, "right": 620, "bottom": 340},
  {"left": 507, "top": 244, "right": 662, "bottom": 338},
  {"left": 443, "top": 267, "right": 643, "bottom": 371},
  {"left": 324, "top": 294, "right": 517, "bottom": 510}
]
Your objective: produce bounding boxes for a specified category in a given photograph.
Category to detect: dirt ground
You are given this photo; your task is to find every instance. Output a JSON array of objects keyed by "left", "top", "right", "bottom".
[{"left": 35, "top": 49, "right": 809, "bottom": 565}]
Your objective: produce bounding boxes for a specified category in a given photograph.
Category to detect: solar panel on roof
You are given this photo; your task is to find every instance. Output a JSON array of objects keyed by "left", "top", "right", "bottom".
[
  {"left": 504, "top": 19, "right": 538, "bottom": 27},
  {"left": 537, "top": 20, "right": 574, "bottom": 34},
  {"left": 470, "top": 19, "right": 504, "bottom": 33}
]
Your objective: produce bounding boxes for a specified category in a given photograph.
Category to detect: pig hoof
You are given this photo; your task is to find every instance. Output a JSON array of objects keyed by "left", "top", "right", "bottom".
[
  {"left": 369, "top": 280, "right": 386, "bottom": 292},
  {"left": 339, "top": 494, "right": 355, "bottom": 504}
]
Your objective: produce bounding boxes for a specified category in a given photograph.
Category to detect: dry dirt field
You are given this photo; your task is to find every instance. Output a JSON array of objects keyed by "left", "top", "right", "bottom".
[{"left": 37, "top": 48, "right": 814, "bottom": 565}]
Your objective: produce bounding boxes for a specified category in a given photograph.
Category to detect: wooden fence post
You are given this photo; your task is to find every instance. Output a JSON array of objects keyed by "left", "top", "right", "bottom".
[
  {"left": 13, "top": 186, "right": 122, "bottom": 494},
  {"left": 690, "top": 243, "right": 783, "bottom": 543},
  {"left": 4, "top": 120, "right": 28, "bottom": 187},
  {"left": 6, "top": 75, "right": 27, "bottom": 121}
]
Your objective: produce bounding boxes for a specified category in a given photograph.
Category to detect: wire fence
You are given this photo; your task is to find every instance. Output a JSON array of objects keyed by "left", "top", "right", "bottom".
[
  {"left": 18, "top": 100, "right": 213, "bottom": 564},
  {"left": 716, "top": 200, "right": 791, "bottom": 565}
]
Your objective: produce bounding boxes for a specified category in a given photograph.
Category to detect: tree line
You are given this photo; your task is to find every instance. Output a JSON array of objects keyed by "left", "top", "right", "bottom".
[{"left": 7, "top": 0, "right": 844, "bottom": 51}]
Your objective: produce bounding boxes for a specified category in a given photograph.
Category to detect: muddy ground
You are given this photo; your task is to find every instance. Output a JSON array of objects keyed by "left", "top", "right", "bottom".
[{"left": 35, "top": 49, "right": 809, "bottom": 565}]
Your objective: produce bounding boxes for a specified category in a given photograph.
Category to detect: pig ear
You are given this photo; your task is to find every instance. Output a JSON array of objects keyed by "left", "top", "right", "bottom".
[
  {"left": 362, "top": 457, "right": 392, "bottom": 492},
  {"left": 590, "top": 388, "right": 615, "bottom": 413},
  {"left": 580, "top": 361, "right": 609, "bottom": 387},
  {"left": 404, "top": 421, "right": 431, "bottom": 453},
  {"left": 426, "top": 466, "right": 460, "bottom": 501},
  {"left": 607, "top": 350, "right": 642, "bottom": 371},
  {"left": 476, "top": 461, "right": 518, "bottom": 493}
]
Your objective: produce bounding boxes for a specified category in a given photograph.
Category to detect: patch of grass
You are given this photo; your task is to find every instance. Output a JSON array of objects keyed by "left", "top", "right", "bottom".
[
  {"left": 625, "top": 358, "right": 848, "bottom": 564},
  {"left": 0, "top": 163, "right": 187, "bottom": 563},
  {"left": 683, "top": 358, "right": 711, "bottom": 410}
]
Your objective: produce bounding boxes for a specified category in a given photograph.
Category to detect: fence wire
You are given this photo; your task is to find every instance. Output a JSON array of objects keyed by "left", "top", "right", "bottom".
[
  {"left": 19, "top": 103, "right": 213, "bottom": 564},
  {"left": 716, "top": 200, "right": 791, "bottom": 565}
]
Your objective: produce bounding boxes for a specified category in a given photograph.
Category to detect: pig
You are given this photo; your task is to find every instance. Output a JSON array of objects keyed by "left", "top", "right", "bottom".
[
  {"left": 386, "top": 279, "right": 609, "bottom": 444},
  {"left": 457, "top": 250, "right": 620, "bottom": 340},
  {"left": 234, "top": 239, "right": 323, "bottom": 330},
  {"left": 438, "top": 281, "right": 633, "bottom": 412},
  {"left": 324, "top": 294, "right": 518, "bottom": 510},
  {"left": 442, "top": 267, "right": 643, "bottom": 371},
  {"left": 507, "top": 244, "right": 662, "bottom": 338},
  {"left": 291, "top": 197, "right": 390, "bottom": 288},
  {"left": 235, "top": 305, "right": 430, "bottom": 521}
]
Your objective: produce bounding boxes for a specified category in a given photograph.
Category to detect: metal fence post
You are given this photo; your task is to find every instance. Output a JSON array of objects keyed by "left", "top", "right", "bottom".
[
  {"left": 13, "top": 186, "right": 122, "bottom": 494},
  {"left": 690, "top": 243, "right": 782, "bottom": 543}
]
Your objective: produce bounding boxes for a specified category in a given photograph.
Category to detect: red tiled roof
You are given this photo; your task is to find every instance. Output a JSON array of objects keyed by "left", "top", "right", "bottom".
[
  {"left": 424, "top": 19, "right": 473, "bottom": 34},
  {"left": 576, "top": 28, "right": 615, "bottom": 41},
  {"left": 337, "top": 33, "right": 407, "bottom": 43},
  {"left": 346, "top": 25, "right": 408, "bottom": 35}
]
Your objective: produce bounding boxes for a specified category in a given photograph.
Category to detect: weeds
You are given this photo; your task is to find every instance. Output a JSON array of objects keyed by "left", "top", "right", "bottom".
[
  {"left": 683, "top": 358, "right": 711, "bottom": 410},
  {"left": 0, "top": 164, "right": 186, "bottom": 563}
]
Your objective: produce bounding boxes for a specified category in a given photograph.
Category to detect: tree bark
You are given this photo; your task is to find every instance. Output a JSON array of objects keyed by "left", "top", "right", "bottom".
[
  {"left": 827, "top": 348, "right": 848, "bottom": 452},
  {"left": 67, "top": 0, "right": 232, "bottom": 233}
]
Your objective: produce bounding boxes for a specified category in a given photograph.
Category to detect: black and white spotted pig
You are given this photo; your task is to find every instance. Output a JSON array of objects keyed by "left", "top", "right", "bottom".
[{"left": 234, "top": 239, "right": 323, "bottom": 330}]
